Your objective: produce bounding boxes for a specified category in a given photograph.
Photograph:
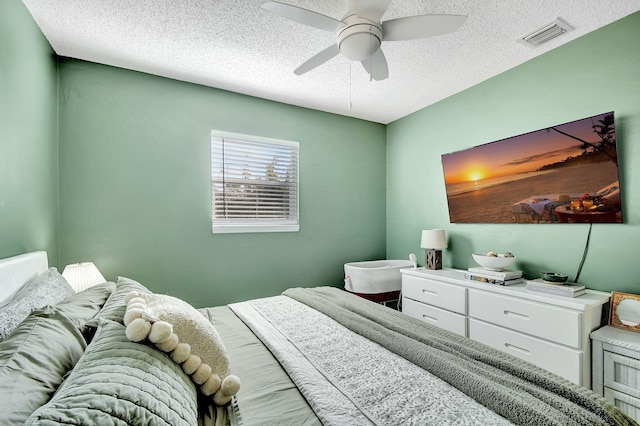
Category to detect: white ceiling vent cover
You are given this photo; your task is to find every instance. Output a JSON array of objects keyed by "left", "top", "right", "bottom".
[{"left": 518, "top": 18, "right": 574, "bottom": 47}]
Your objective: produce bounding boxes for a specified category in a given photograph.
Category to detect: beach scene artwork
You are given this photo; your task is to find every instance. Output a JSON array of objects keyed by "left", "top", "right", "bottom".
[{"left": 441, "top": 112, "right": 622, "bottom": 224}]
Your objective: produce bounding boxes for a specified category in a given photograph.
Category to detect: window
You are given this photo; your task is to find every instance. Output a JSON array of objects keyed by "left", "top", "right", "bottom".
[{"left": 211, "top": 131, "right": 299, "bottom": 234}]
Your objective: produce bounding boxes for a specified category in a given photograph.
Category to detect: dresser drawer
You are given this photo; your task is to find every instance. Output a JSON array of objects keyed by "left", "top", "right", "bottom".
[
  {"left": 402, "top": 297, "right": 467, "bottom": 336},
  {"left": 402, "top": 275, "right": 467, "bottom": 314},
  {"left": 468, "top": 289, "right": 582, "bottom": 348},
  {"left": 469, "top": 319, "right": 582, "bottom": 384},
  {"left": 604, "top": 351, "right": 640, "bottom": 399},
  {"left": 604, "top": 388, "right": 640, "bottom": 422}
]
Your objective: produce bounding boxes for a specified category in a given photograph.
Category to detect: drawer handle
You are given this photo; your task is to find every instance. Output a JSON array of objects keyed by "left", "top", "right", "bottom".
[
  {"left": 422, "top": 314, "right": 438, "bottom": 323},
  {"left": 505, "top": 343, "right": 531, "bottom": 355},
  {"left": 503, "top": 310, "right": 529, "bottom": 320},
  {"left": 422, "top": 289, "right": 438, "bottom": 296}
]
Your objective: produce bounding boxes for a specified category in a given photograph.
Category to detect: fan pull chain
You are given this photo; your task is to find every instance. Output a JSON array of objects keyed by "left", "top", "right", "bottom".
[
  {"left": 369, "top": 26, "right": 373, "bottom": 82},
  {"left": 349, "top": 61, "right": 353, "bottom": 110}
]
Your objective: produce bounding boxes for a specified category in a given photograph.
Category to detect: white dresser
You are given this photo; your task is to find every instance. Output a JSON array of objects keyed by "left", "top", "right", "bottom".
[
  {"left": 401, "top": 267, "right": 610, "bottom": 388},
  {"left": 591, "top": 326, "right": 640, "bottom": 422}
]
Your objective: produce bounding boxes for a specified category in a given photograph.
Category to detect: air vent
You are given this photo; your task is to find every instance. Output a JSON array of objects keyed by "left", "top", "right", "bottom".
[{"left": 518, "top": 18, "right": 574, "bottom": 47}]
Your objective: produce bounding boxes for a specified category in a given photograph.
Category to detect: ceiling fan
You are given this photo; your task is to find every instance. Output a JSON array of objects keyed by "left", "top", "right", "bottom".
[{"left": 261, "top": 0, "right": 467, "bottom": 81}]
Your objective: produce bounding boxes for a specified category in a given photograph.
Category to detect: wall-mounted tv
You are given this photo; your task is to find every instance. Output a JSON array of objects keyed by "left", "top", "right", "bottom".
[{"left": 441, "top": 112, "right": 622, "bottom": 224}]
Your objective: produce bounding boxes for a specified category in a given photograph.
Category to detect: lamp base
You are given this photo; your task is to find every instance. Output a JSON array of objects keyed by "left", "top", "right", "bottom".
[{"left": 425, "top": 249, "right": 443, "bottom": 270}]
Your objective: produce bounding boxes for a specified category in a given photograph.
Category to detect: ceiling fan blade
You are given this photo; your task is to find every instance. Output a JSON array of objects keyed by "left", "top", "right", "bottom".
[
  {"left": 382, "top": 14, "right": 467, "bottom": 41},
  {"left": 360, "top": 48, "right": 388, "bottom": 81},
  {"left": 294, "top": 44, "right": 340, "bottom": 75},
  {"left": 262, "top": 1, "right": 344, "bottom": 32},
  {"left": 350, "top": 0, "right": 391, "bottom": 22}
]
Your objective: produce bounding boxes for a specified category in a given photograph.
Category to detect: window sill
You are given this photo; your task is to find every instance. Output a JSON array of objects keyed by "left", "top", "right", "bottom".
[{"left": 212, "top": 223, "right": 299, "bottom": 234}]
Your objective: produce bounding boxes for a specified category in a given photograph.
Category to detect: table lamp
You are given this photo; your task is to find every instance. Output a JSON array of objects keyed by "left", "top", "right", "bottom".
[
  {"left": 420, "top": 229, "right": 447, "bottom": 270},
  {"left": 62, "top": 262, "right": 106, "bottom": 292}
]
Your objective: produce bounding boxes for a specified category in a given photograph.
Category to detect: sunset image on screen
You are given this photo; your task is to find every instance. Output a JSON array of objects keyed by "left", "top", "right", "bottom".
[{"left": 441, "top": 112, "right": 622, "bottom": 224}]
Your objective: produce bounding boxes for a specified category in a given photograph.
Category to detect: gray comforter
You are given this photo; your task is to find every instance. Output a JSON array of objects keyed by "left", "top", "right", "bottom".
[
  {"left": 232, "top": 295, "right": 511, "bottom": 425},
  {"left": 239, "top": 286, "right": 636, "bottom": 426}
]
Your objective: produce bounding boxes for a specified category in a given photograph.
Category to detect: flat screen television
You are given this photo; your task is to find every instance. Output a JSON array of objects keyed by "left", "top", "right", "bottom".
[{"left": 441, "top": 112, "right": 622, "bottom": 224}]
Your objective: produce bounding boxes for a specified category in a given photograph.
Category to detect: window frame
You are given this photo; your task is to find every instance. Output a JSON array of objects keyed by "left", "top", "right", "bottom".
[{"left": 210, "top": 130, "right": 300, "bottom": 234}]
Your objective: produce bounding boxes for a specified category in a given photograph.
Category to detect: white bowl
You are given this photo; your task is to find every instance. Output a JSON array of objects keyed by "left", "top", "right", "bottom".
[{"left": 472, "top": 254, "right": 517, "bottom": 271}]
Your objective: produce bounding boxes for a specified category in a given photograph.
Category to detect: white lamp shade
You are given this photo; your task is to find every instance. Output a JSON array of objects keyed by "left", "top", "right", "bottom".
[
  {"left": 62, "top": 262, "right": 106, "bottom": 292},
  {"left": 420, "top": 229, "right": 447, "bottom": 249}
]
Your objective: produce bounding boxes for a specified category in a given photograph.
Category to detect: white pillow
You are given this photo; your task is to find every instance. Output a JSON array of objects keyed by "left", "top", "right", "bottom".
[{"left": 123, "top": 291, "right": 240, "bottom": 405}]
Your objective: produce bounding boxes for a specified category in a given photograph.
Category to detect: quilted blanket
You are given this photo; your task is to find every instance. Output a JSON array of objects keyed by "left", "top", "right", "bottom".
[{"left": 233, "top": 287, "right": 637, "bottom": 426}]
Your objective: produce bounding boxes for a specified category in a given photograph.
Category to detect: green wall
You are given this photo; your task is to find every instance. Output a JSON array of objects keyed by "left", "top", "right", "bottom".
[
  {"left": 0, "top": 0, "right": 59, "bottom": 263},
  {"left": 58, "top": 61, "right": 387, "bottom": 306},
  {"left": 387, "top": 12, "right": 640, "bottom": 293},
  {"left": 4, "top": 0, "right": 638, "bottom": 302}
]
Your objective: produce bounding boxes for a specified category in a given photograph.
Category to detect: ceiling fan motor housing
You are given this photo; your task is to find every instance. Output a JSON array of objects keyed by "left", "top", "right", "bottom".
[{"left": 337, "top": 16, "right": 382, "bottom": 61}]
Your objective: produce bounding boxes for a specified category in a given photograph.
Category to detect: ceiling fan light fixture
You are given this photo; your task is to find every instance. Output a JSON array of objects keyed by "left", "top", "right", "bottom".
[
  {"left": 337, "top": 23, "right": 382, "bottom": 61},
  {"left": 260, "top": 1, "right": 468, "bottom": 79}
]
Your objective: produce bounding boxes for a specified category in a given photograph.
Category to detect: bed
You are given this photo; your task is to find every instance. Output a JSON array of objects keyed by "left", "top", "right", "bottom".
[{"left": 1, "top": 251, "right": 637, "bottom": 426}]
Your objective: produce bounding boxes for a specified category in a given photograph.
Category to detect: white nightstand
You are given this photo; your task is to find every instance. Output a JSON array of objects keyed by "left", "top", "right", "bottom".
[{"left": 591, "top": 326, "right": 640, "bottom": 422}]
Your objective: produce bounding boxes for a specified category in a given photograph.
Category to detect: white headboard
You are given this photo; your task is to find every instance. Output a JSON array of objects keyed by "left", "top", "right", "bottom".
[{"left": 0, "top": 251, "right": 49, "bottom": 303}]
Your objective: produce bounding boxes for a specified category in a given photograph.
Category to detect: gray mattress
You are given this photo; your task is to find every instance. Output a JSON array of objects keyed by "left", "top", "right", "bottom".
[{"left": 200, "top": 306, "right": 321, "bottom": 426}]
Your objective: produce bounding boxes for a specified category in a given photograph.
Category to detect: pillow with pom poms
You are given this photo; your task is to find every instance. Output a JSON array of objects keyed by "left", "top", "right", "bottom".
[{"left": 123, "top": 291, "right": 240, "bottom": 405}]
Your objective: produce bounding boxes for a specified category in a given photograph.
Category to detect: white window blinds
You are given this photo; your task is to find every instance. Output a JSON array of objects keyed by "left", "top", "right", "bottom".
[{"left": 211, "top": 131, "right": 299, "bottom": 234}]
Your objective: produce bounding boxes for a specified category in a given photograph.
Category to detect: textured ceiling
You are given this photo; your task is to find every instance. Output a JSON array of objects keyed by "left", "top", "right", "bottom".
[{"left": 21, "top": 0, "right": 640, "bottom": 124}]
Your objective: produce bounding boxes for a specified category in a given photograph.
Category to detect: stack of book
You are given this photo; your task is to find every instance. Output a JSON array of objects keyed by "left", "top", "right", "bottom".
[
  {"left": 526, "top": 279, "right": 586, "bottom": 298},
  {"left": 465, "top": 267, "right": 524, "bottom": 286}
]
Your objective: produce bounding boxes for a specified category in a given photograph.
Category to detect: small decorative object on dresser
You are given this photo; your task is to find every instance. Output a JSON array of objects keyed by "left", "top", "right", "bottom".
[
  {"left": 465, "top": 270, "right": 524, "bottom": 286},
  {"left": 591, "top": 326, "right": 640, "bottom": 422},
  {"left": 467, "top": 267, "right": 522, "bottom": 279},
  {"left": 526, "top": 279, "right": 586, "bottom": 298},
  {"left": 539, "top": 271, "right": 569, "bottom": 284},
  {"left": 471, "top": 252, "right": 516, "bottom": 271},
  {"left": 465, "top": 266, "right": 524, "bottom": 286},
  {"left": 609, "top": 292, "right": 640, "bottom": 332}
]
